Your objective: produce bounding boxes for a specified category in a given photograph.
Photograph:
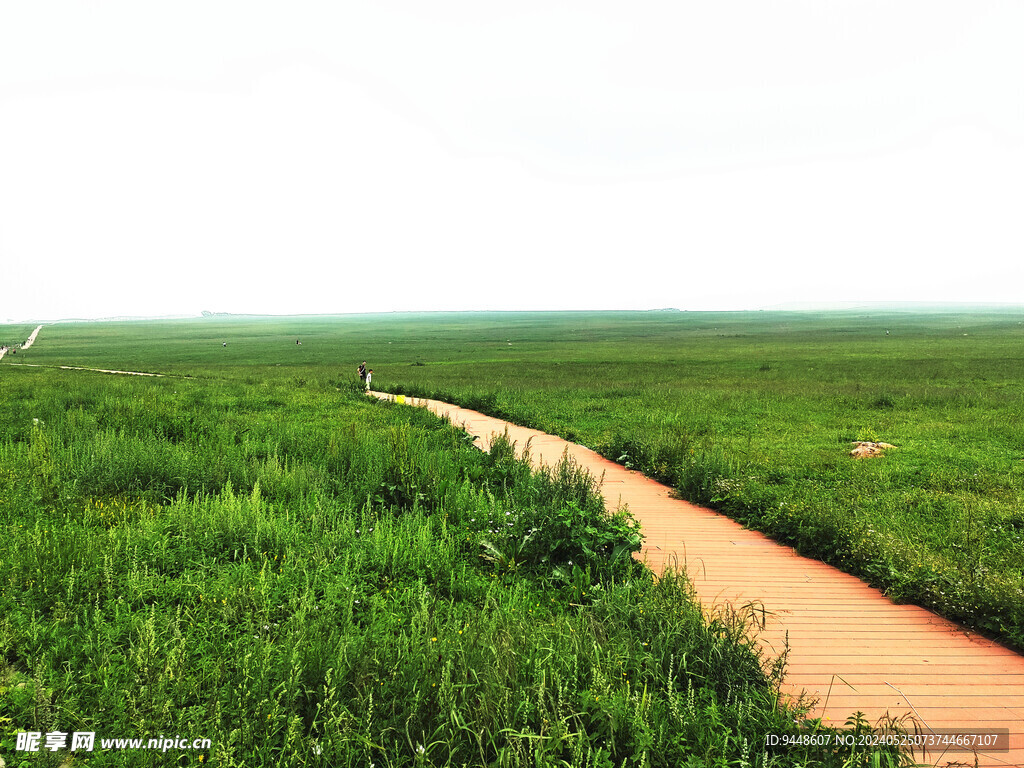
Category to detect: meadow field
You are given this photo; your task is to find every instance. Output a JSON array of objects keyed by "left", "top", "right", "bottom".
[
  {"left": 26, "top": 309, "right": 1020, "bottom": 648},
  {"left": 0, "top": 318, "right": 917, "bottom": 767},
  {"left": 366, "top": 309, "right": 1024, "bottom": 650},
  {"left": 21, "top": 308, "right": 1023, "bottom": 650}
]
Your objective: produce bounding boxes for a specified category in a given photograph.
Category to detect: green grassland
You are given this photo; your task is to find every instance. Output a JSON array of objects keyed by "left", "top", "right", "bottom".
[
  {"left": 371, "top": 310, "right": 1024, "bottom": 648},
  {"left": 20, "top": 309, "right": 1021, "bottom": 649},
  {"left": 0, "top": 326, "right": 911, "bottom": 767}
]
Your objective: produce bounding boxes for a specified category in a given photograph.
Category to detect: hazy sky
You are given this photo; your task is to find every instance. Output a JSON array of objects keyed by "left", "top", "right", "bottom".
[{"left": 3, "top": 2, "right": 1022, "bottom": 321}]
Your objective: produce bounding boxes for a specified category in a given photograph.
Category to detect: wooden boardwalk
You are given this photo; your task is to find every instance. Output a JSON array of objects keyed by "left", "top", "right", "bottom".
[{"left": 374, "top": 393, "right": 1024, "bottom": 768}]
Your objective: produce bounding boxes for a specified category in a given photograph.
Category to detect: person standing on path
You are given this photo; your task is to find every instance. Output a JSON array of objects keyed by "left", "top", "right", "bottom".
[
  {"left": 365, "top": 369, "right": 373, "bottom": 391},
  {"left": 357, "top": 361, "right": 367, "bottom": 385}
]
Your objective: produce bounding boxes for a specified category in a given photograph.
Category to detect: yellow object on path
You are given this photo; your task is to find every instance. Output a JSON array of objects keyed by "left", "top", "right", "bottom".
[{"left": 396, "top": 395, "right": 405, "bottom": 404}]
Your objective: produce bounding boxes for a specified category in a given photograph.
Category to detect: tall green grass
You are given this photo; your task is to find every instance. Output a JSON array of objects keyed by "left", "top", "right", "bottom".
[
  {"left": 355, "top": 311, "right": 1024, "bottom": 650},
  {"left": 0, "top": 367, "right": 905, "bottom": 766}
]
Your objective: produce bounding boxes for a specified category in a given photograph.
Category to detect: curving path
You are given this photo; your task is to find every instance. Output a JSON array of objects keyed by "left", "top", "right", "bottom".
[{"left": 373, "top": 392, "right": 1024, "bottom": 768}]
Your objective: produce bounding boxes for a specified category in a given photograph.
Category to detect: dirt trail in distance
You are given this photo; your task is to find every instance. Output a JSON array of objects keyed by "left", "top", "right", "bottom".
[
  {"left": 22, "top": 324, "right": 43, "bottom": 349},
  {"left": 8, "top": 363, "right": 162, "bottom": 376}
]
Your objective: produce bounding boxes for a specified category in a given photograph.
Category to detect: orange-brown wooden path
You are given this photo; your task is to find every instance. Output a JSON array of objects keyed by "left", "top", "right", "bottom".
[{"left": 373, "top": 392, "right": 1024, "bottom": 767}]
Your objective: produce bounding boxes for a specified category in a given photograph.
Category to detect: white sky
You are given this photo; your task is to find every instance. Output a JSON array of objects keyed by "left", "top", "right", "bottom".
[{"left": 2, "top": 1, "right": 1023, "bottom": 321}]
